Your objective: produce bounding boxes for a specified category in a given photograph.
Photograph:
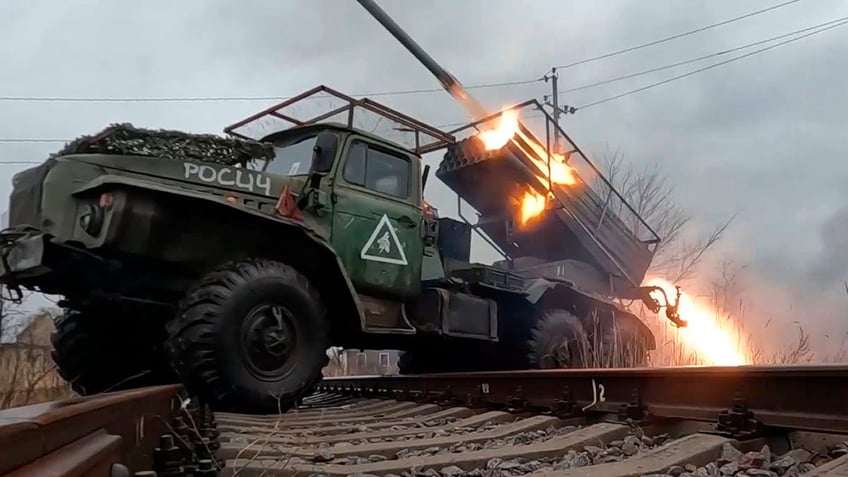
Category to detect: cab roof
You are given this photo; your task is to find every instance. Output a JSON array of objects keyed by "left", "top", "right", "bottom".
[{"left": 258, "top": 122, "right": 425, "bottom": 158}]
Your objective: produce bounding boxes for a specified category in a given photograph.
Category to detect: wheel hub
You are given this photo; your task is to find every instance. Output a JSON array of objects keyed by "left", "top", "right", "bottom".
[{"left": 241, "top": 304, "right": 297, "bottom": 378}]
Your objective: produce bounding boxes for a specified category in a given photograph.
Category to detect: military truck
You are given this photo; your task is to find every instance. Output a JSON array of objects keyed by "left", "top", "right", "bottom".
[{"left": 0, "top": 85, "right": 680, "bottom": 413}]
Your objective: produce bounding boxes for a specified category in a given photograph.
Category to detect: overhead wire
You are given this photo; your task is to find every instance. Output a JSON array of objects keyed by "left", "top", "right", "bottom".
[
  {"left": 0, "top": 1, "right": 804, "bottom": 105},
  {"left": 5, "top": 14, "right": 844, "bottom": 146},
  {"left": 574, "top": 16, "right": 848, "bottom": 110},
  {"left": 551, "top": 0, "right": 804, "bottom": 70},
  {"left": 1, "top": 13, "right": 843, "bottom": 150},
  {"left": 559, "top": 15, "right": 848, "bottom": 95},
  {"left": 0, "top": 116, "right": 494, "bottom": 150},
  {"left": 0, "top": 78, "right": 542, "bottom": 103},
  {"left": 3, "top": 13, "right": 844, "bottom": 149},
  {"left": 0, "top": 0, "right": 837, "bottom": 152}
]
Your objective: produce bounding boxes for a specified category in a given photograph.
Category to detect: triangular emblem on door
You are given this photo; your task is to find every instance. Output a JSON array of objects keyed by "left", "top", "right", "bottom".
[{"left": 360, "top": 214, "right": 408, "bottom": 266}]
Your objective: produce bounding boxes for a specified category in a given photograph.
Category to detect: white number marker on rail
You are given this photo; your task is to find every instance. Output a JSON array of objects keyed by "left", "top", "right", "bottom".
[
  {"left": 481, "top": 383, "right": 490, "bottom": 394},
  {"left": 582, "top": 379, "right": 606, "bottom": 411}
]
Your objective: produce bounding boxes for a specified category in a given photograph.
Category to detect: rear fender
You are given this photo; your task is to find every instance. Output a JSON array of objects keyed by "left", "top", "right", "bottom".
[
  {"left": 525, "top": 277, "right": 656, "bottom": 350},
  {"left": 73, "top": 176, "right": 367, "bottom": 335}
]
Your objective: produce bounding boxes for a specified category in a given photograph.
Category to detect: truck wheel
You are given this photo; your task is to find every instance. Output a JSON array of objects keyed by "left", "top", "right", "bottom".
[
  {"left": 50, "top": 308, "right": 174, "bottom": 395},
  {"left": 527, "top": 310, "right": 589, "bottom": 369},
  {"left": 165, "top": 259, "right": 330, "bottom": 414}
]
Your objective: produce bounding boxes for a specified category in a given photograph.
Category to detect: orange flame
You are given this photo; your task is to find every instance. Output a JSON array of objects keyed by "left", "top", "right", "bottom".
[
  {"left": 474, "top": 109, "right": 578, "bottom": 226},
  {"left": 478, "top": 109, "right": 520, "bottom": 151},
  {"left": 519, "top": 190, "right": 547, "bottom": 226},
  {"left": 514, "top": 129, "right": 577, "bottom": 186},
  {"left": 646, "top": 277, "right": 750, "bottom": 365}
]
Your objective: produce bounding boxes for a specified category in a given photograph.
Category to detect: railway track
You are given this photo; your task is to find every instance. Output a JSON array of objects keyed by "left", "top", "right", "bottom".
[{"left": 1, "top": 365, "right": 847, "bottom": 476}]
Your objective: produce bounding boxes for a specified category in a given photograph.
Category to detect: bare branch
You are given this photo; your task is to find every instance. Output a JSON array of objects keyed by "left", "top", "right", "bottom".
[
  {"left": 670, "top": 213, "right": 737, "bottom": 283},
  {"left": 595, "top": 147, "right": 735, "bottom": 284}
]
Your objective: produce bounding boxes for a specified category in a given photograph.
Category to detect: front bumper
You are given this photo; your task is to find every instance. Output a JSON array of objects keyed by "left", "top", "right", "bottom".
[{"left": 0, "top": 225, "right": 122, "bottom": 301}]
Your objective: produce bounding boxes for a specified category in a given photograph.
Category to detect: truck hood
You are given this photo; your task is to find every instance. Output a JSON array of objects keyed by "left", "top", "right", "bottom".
[{"left": 63, "top": 154, "right": 305, "bottom": 199}]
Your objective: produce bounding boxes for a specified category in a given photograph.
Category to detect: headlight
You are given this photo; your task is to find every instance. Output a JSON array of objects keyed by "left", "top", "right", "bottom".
[{"left": 79, "top": 203, "right": 105, "bottom": 236}]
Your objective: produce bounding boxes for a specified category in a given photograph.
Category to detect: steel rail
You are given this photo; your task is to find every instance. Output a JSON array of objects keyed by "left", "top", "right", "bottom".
[
  {"left": 318, "top": 364, "right": 848, "bottom": 436},
  {"left": 0, "top": 384, "right": 185, "bottom": 476}
]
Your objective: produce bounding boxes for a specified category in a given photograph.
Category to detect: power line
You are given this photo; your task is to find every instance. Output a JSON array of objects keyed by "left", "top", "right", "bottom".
[
  {"left": 2, "top": 9, "right": 842, "bottom": 150},
  {"left": 552, "top": 0, "right": 803, "bottom": 70},
  {"left": 0, "top": 78, "right": 541, "bottom": 104},
  {"left": 560, "top": 15, "right": 848, "bottom": 95},
  {"left": 576, "top": 17, "right": 848, "bottom": 110},
  {"left": 0, "top": 117, "right": 482, "bottom": 145},
  {"left": 0, "top": 2, "right": 802, "bottom": 105},
  {"left": 3, "top": 13, "right": 844, "bottom": 147},
  {"left": 3, "top": 9, "right": 843, "bottom": 147},
  {"left": 0, "top": 113, "right": 554, "bottom": 147}
]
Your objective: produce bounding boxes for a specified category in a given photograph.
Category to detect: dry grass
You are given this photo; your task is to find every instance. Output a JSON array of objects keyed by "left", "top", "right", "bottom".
[{"left": 628, "top": 260, "right": 848, "bottom": 367}]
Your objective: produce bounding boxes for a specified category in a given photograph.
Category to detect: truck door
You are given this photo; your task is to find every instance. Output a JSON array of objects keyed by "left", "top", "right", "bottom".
[{"left": 330, "top": 137, "right": 423, "bottom": 300}]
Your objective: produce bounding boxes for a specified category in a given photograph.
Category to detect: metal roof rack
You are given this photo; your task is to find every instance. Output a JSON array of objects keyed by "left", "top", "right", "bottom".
[{"left": 223, "top": 84, "right": 456, "bottom": 155}]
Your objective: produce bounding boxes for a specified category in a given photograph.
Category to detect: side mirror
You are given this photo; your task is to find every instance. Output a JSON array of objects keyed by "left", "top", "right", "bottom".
[
  {"left": 421, "top": 164, "right": 430, "bottom": 193},
  {"left": 310, "top": 132, "right": 339, "bottom": 176}
]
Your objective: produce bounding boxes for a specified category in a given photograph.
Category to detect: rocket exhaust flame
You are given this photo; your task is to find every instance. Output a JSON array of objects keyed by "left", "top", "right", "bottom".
[
  {"left": 473, "top": 109, "right": 578, "bottom": 226},
  {"left": 518, "top": 190, "right": 547, "bottom": 226},
  {"left": 477, "top": 110, "right": 519, "bottom": 151},
  {"left": 646, "top": 277, "right": 750, "bottom": 365}
]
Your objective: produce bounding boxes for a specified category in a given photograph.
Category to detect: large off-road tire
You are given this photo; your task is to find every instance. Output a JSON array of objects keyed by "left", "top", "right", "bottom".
[
  {"left": 165, "top": 259, "right": 330, "bottom": 414},
  {"left": 527, "top": 309, "right": 590, "bottom": 369},
  {"left": 50, "top": 307, "right": 175, "bottom": 395}
]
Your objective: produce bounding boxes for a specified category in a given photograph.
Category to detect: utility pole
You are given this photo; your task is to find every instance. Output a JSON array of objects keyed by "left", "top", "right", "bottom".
[
  {"left": 543, "top": 67, "right": 560, "bottom": 153},
  {"left": 543, "top": 67, "right": 577, "bottom": 154}
]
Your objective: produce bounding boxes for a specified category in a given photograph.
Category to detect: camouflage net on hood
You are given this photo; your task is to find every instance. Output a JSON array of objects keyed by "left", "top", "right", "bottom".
[{"left": 50, "top": 123, "right": 275, "bottom": 166}]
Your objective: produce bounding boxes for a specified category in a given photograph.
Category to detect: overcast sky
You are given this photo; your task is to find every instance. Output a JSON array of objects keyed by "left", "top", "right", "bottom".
[{"left": 1, "top": 0, "right": 847, "bottom": 357}]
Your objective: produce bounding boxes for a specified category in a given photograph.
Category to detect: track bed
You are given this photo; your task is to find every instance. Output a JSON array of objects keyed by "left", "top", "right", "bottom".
[{"left": 2, "top": 366, "right": 848, "bottom": 476}]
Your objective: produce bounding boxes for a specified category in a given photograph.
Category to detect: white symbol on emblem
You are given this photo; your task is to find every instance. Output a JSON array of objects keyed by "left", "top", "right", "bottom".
[
  {"left": 376, "top": 232, "right": 391, "bottom": 254},
  {"left": 361, "top": 214, "right": 408, "bottom": 266}
]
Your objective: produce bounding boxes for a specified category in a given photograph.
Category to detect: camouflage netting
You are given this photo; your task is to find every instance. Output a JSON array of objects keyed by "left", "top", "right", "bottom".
[{"left": 49, "top": 123, "right": 275, "bottom": 166}]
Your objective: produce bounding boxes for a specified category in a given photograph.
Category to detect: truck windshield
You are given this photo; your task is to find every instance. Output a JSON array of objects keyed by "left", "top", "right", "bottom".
[{"left": 264, "top": 135, "right": 318, "bottom": 177}]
